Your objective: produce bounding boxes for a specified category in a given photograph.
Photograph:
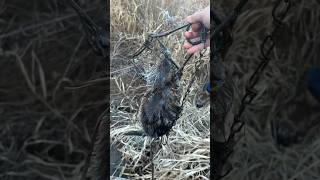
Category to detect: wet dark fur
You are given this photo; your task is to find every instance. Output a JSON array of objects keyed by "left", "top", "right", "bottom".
[{"left": 139, "top": 56, "right": 182, "bottom": 138}]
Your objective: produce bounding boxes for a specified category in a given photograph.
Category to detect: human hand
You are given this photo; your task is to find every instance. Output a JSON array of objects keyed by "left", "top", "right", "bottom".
[{"left": 183, "top": 6, "right": 210, "bottom": 54}]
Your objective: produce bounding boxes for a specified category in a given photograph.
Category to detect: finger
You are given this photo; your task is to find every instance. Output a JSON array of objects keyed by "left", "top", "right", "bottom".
[
  {"left": 183, "top": 42, "right": 192, "bottom": 49},
  {"left": 191, "top": 23, "right": 201, "bottom": 32},
  {"left": 187, "top": 43, "right": 205, "bottom": 54},
  {"left": 184, "top": 17, "right": 201, "bottom": 32},
  {"left": 185, "top": 40, "right": 210, "bottom": 54},
  {"left": 186, "top": 11, "right": 204, "bottom": 24},
  {"left": 183, "top": 37, "right": 210, "bottom": 49},
  {"left": 184, "top": 31, "right": 200, "bottom": 39}
]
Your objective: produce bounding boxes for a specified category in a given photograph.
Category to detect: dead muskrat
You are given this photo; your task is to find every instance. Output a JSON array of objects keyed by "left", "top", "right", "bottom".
[
  {"left": 138, "top": 48, "right": 185, "bottom": 138},
  {"left": 124, "top": 23, "right": 207, "bottom": 138}
]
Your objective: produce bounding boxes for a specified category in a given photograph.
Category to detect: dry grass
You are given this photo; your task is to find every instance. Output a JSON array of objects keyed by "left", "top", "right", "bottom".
[
  {"left": 110, "top": 0, "right": 210, "bottom": 179},
  {"left": 111, "top": 102, "right": 210, "bottom": 179},
  {"left": 1, "top": 0, "right": 318, "bottom": 179},
  {"left": 110, "top": 0, "right": 320, "bottom": 179},
  {"left": 0, "top": 0, "right": 106, "bottom": 179}
]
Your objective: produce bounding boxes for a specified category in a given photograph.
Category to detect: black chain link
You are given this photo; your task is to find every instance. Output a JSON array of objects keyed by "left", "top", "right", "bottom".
[
  {"left": 212, "top": 0, "right": 292, "bottom": 179},
  {"left": 129, "top": 21, "right": 210, "bottom": 109},
  {"left": 181, "top": 49, "right": 207, "bottom": 108},
  {"left": 130, "top": 23, "right": 208, "bottom": 59},
  {"left": 229, "top": 0, "right": 291, "bottom": 143}
]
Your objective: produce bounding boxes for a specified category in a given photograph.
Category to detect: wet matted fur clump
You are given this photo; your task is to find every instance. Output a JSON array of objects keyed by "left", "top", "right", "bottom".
[{"left": 139, "top": 54, "right": 183, "bottom": 137}]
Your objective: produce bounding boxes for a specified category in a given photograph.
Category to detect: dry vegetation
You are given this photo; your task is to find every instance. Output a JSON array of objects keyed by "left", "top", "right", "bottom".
[
  {"left": 110, "top": 0, "right": 210, "bottom": 179},
  {"left": 0, "top": 0, "right": 106, "bottom": 179},
  {"left": 0, "top": 0, "right": 319, "bottom": 179},
  {"left": 111, "top": 0, "right": 320, "bottom": 180}
]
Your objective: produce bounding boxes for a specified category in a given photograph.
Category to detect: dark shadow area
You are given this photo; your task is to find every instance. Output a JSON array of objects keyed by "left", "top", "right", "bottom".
[
  {"left": 212, "top": 0, "right": 320, "bottom": 179},
  {"left": 0, "top": 0, "right": 107, "bottom": 179}
]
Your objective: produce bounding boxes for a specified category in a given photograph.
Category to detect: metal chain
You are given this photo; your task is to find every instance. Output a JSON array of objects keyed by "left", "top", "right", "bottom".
[
  {"left": 213, "top": 0, "right": 292, "bottom": 179},
  {"left": 181, "top": 49, "right": 207, "bottom": 108},
  {"left": 228, "top": 0, "right": 291, "bottom": 144},
  {"left": 130, "top": 22, "right": 209, "bottom": 108},
  {"left": 150, "top": 139, "right": 155, "bottom": 180},
  {"left": 130, "top": 23, "right": 208, "bottom": 58},
  {"left": 67, "top": 1, "right": 209, "bottom": 179},
  {"left": 128, "top": 19, "right": 209, "bottom": 180}
]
